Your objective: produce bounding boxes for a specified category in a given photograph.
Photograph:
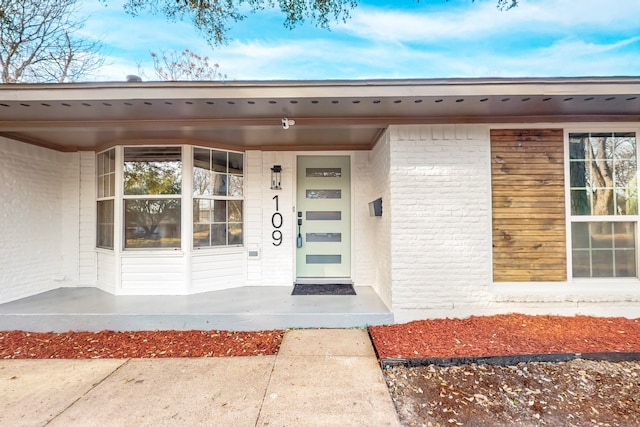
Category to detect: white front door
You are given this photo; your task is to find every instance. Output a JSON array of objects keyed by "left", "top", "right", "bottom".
[{"left": 296, "top": 156, "right": 351, "bottom": 279}]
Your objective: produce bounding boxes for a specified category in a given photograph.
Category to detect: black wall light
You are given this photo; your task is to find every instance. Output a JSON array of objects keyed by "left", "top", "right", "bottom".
[{"left": 271, "top": 165, "right": 282, "bottom": 190}]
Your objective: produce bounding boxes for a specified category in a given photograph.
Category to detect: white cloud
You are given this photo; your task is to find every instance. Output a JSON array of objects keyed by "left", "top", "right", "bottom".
[{"left": 339, "top": 0, "right": 640, "bottom": 43}]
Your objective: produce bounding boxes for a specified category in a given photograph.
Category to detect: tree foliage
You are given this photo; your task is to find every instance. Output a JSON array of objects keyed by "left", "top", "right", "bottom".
[
  {"left": 0, "top": 0, "right": 104, "bottom": 83},
  {"left": 108, "top": 0, "right": 357, "bottom": 46},
  {"left": 107, "top": 1, "right": 518, "bottom": 46}
]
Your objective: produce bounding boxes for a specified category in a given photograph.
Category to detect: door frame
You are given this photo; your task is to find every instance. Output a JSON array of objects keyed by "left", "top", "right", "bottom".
[{"left": 293, "top": 152, "right": 355, "bottom": 283}]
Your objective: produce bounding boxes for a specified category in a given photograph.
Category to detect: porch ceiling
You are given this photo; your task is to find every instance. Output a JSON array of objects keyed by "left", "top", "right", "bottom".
[{"left": 1, "top": 77, "right": 640, "bottom": 152}]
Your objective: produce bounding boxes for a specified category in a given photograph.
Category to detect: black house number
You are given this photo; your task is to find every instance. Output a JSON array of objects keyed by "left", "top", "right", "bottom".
[{"left": 272, "top": 195, "right": 283, "bottom": 246}]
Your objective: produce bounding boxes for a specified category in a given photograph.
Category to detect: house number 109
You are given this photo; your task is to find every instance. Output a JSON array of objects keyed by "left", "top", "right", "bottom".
[{"left": 272, "top": 195, "right": 283, "bottom": 246}]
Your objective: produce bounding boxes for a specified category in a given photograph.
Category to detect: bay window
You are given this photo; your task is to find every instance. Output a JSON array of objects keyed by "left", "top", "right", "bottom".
[
  {"left": 569, "top": 132, "right": 638, "bottom": 278},
  {"left": 96, "top": 145, "right": 244, "bottom": 251}
]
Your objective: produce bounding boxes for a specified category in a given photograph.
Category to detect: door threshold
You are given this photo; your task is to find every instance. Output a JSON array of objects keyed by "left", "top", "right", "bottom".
[{"left": 294, "top": 279, "right": 353, "bottom": 285}]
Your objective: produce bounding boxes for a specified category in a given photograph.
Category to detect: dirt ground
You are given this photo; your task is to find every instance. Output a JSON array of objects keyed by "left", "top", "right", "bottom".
[{"left": 384, "top": 359, "right": 640, "bottom": 427}]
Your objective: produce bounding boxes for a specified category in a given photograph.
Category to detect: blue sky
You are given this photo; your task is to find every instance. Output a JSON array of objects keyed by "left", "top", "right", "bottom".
[{"left": 79, "top": 0, "right": 640, "bottom": 82}]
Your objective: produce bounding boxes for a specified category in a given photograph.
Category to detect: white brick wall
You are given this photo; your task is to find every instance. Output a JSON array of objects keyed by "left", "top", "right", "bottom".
[
  {"left": 388, "top": 125, "right": 493, "bottom": 318},
  {"left": 0, "top": 138, "right": 74, "bottom": 303},
  {"left": 79, "top": 152, "right": 97, "bottom": 286},
  {"left": 369, "top": 133, "right": 393, "bottom": 308},
  {"left": 352, "top": 151, "right": 376, "bottom": 287},
  {"left": 60, "top": 152, "right": 80, "bottom": 286}
]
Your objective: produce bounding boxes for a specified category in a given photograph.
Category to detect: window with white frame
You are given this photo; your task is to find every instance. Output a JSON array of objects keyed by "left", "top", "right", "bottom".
[
  {"left": 569, "top": 132, "right": 638, "bottom": 278},
  {"left": 193, "top": 147, "right": 244, "bottom": 247},
  {"left": 123, "top": 146, "right": 182, "bottom": 249},
  {"left": 96, "top": 148, "right": 116, "bottom": 249}
]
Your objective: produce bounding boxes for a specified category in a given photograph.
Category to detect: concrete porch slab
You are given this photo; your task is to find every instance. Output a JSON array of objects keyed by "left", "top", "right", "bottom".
[{"left": 0, "top": 286, "right": 393, "bottom": 332}]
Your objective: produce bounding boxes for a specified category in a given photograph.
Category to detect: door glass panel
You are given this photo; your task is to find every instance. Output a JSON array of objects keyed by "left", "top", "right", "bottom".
[
  {"left": 307, "top": 233, "right": 342, "bottom": 242},
  {"left": 307, "top": 255, "right": 342, "bottom": 264},
  {"left": 307, "top": 211, "right": 342, "bottom": 220},
  {"left": 306, "top": 168, "right": 341, "bottom": 178},
  {"left": 306, "top": 190, "right": 341, "bottom": 199}
]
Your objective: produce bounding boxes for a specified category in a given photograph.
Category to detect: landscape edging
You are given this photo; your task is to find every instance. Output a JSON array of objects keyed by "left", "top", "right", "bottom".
[{"left": 380, "top": 352, "right": 640, "bottom": 368}]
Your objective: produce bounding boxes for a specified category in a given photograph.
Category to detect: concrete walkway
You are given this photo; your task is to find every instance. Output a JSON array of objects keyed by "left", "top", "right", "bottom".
[{"left": 0, "top": 329, "right": 400, "bottom": 427}]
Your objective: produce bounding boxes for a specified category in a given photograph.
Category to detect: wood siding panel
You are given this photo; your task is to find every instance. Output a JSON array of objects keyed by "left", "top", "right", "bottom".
[
  {"left": 121, "top": 255, "right": 184, "bottom": 290},
  {"left": 191, "top": 250, "right": 246, "bottom": 292},
  {"left": 491, "top": 129, "right": 567, "bottom": 282},
  {"left": 96, "top": 251, "right": 116, "bottom": 293}
]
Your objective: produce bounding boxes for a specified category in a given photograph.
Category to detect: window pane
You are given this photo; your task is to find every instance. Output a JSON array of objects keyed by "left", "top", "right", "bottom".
[
  {"left": 124, "top": 147, "right": 182, "bottom": 195},
  {"left": 193, "top": 224, "right": 210, "bottom": 248},
  {"left": 615, "top": 250, "right": 637, "bottom": 277},
  {"left": 614, "top": 222, "right": 635, "bottom": 248},
  {"left": 212, "top": 151, "right": 227, "bottom": 173},
  {"left": 228, "top": 223, "right": 243, "bottom": 245},
  {"left": 193, "top": 199, "right": 212, "bottom": 223},
  {"left": 213, "top": 200, "right": 226, "bottom": 223},
  {"left": 212, "top": 173, "right": 227, "bottom": 196},
  {"left": 229, "top": 152, "right": 243, "bottom": 174},
  {"left": 211, "top": 224, "right": 226, "bottom": 246},
  {"left": 572, "top": 250, "right": 591, "bottom": 277},
  {"left": 571, "top": 223, "right": 589, "bottom": 249},
  {"left": 124, "top": 199, "right": 181, "bottom": 248},
  {"left": 590, "top": 223, "right": 613, "bottom": 248},
  {"left": 193, "top": 167, "right": 211, "bottom": 196},
  {"left": 108, "top": 172, "right": 115, "bottom": 198},
  {"left": 97, "top": 149, "right": 116, "bottom": 198},
  {"left": 228, "top": 175, "right": 243, "bottom": 197},
  {"left": 228, "top": 200, "right": 242, "bottom": 223},
  {"left": 592, "top": 251, "right": 614, "bottom": 277},
  {"left": 98, "top": 176, "right": 106, "bottom": 198},
  {"left": 193, "top": 148, "right": 211, "bottom": 196},
  {"left": 569, "top": 133, "right": 637, "bottom": 216},
  {"left": 570, "top": 189, "right": 591, "bottom": 216},
  {"left": 97, "top": 200, "right": 114, "bottom": 249},
  {"left": 193, "top": 148, "right": 210, "bottom": 170}
]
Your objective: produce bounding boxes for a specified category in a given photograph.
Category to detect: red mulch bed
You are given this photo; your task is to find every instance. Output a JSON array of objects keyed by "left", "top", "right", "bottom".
[
  {"left": 2, "top": 315, "right": 639, "bottom": 360},
  {"left": 369, "top": 314, "right": 640, "bottom": 359},
  {"left": 0, "top": 330, "right": 283, "bottom": 359}
]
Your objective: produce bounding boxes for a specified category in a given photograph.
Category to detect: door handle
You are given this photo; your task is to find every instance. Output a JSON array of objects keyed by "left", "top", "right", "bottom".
[{"left": 297, "top": 212, "right": 303, "bottom": 248}]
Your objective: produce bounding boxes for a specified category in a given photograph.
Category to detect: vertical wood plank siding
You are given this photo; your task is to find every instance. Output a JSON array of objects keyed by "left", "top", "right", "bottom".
[{"left": 491, "top": 129, "right": 567, "bottom": 282}]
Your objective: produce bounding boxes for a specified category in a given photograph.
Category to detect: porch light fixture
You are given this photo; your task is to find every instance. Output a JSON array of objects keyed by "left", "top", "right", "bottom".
[{"left": 271, "top": 165, "right": 282, "bottom": 190}]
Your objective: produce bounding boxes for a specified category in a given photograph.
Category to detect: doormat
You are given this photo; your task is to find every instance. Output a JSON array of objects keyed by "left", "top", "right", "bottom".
[{"left": 291, "top": 284, "right": 356, "bottom": 296}]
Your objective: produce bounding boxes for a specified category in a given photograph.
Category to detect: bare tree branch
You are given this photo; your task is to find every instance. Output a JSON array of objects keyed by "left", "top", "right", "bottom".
[
  {"left": 0, "top": 0, "right": 104, "bottom": 83},
  {"left": 148, "top": 48, "right": 227, "bottom": 81}
]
